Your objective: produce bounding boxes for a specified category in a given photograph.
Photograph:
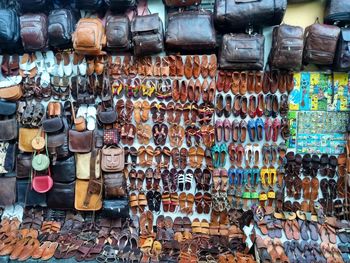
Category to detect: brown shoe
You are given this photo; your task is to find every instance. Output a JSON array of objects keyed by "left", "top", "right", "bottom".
[
  {"left": 262, "top": 71, "right": 271, "bottom": 94},
  {"left": 176, "top": 55, "right": 184, "bottom": 77},
  {"left": 202, "top": 79, "right": 209, "bottom": 103},
  {"left": 184, "top": 56, "right": 192, "bottom": 79},
  {"left": 278, "top": 72, "right": 287, "bottom": 93},
  {"left": 208, "top": 54, "right": 217, "bottom": 78},
  {"left": 270, "top": 71, "right": 279, "bottom": 94},
  {"left": 208, "top": 80, "right": 216, "bottom": 103},
  {"left": 255, "top": 71, "right": 263, "bottom": 93},
  {"left": 187, "top": 79, "right": 195, "bottom": 102},
  {"left": 232, "top": 71, "right": 240, "bottom": 95},
  {"left": 172, "top": 80, "right": 180, "bottom": 102},
  {"left": 161, "top": 56, "right": 169, "bottom": 77},
  {"left": 240, "top": 72, "right": 247, "bottom": 95},
  {"left": 153, "top": 56, "right": 161, "bottom": 77},
  {"left": 193, "top": 55, "right": 201, "bottom": 79},
  {"left": 168, "top": 55, "right": 176, "bottom": 77},
  {"left": 247, "top": 71, "right": 255, "bottom": 94},
  {"left": 194, "top": 79, "right": 201, "bottom": 103},
  {"left": 180, "top": 80, "right": 187, "bottom": 103},
  {"left": 201, "top": 55, "right": 209, "bottom": 78}
]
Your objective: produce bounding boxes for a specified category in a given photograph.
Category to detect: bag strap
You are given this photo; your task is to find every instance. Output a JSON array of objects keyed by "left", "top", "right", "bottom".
[{"left": 70, "top": 101, "right": 77, "bottom": 123}]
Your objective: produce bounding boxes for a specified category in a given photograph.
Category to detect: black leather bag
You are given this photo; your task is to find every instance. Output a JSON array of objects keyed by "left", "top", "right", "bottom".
[
  {"left": 51, "top": 156, "right": 76, "bottom": 183},
  {"left": 47, "top": 181, "right": 75, "bottom": 209},
  {"left": 75, "top": 0, "right": 103, "bottom": 10},
  {"left": 325, "top": 0, "right": 350, "bottom": 25},
  {"left": 48, "top": 9, "right": 75, "bottom": 48},
  {"left": 0, "top": 175, "right": 16, "bottom": 206},
  {"left": 16, "top": 153, "right": 32, "bottom": 179},
  {"left": 0, "top": 9, "right": 19, "bottom": 46},
  {"left": 214, "top": 0, "right": 287, "bottom": 31},
  {"left": 16, "top": 179, "right": 47, "bottom": 207},
  {"left": 106, "top": 15, "right": 131, "bottom": 51},
  {"left": 131, "top": 13, "right": 164, "bottom": 56},
  {"left": 105, "top": 0, "right": 137, "bottom": 11},
  {"left": 219, "top": 33, "right": 264, "bottom": 70},
  {"left": 18, "top": 0, "right": 52, "bottom": 12},
  {"left": 101, "top": 198, "right": 129, "bottom": 218},
  {"left": 166, "top": 10, "right": 216, "bottom": 52},
  {"left": 46, "top": 118, "right": 70, "bottom": 164},
  {"left": 334, "top": 28, "right": 350, "bottom": 71},
  {"left": 20, "top": 13, "right": 49, "bottom": 51}
]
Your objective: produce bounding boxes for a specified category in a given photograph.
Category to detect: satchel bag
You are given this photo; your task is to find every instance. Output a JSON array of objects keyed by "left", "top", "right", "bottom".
[
  {"left": 48, "top": 9, "right": 75, "bottom": 48},
  {"left": 0, "top": 142, "right": 16, "bottom": 174},
  {"left": 76, "top": 152, "right": 101, "bottom": 180},
  {"left": 72, "top": 18, "right": 106, "bottom": 56},
  {"left": 101, "top": 198, "right": 129, "bottom": 218},
  {"left": 0, "top": 9, "right": 20, "bottom": 46},
  {"left": 165, "top": 11, "right": 216, "bottom": 52},
  {"left": 0, "top": 118, "right": 17, "bottom": 141},
  {"left": 269, "top": 24, "right": 304, "bottom": 70},
  {"left": 46, "top": 118, "right": 70, "bottom": 163},
  {"left": 32, "top": 169, "right": 53, "bottom": 193},
  {"left": 52, "top": 156, "right": 76, "bottom": 183},
  {"left": 303, "top": 23, "right": 340, "bottom": 65},
  {"left": 69, "top": 130, "right": 93, "bottom": 153},
  {"left": 47, "top": 181, "right": 75, "bottom": 209},
  {"left": 16, "top": 153, "right": 32, "bottom": 179},
  {"left": 0, "top": 84, "right": 23, "bottom": 101},
  {"left": 104, "top": 173, "right": 126, "bottom": 199},
  {"left": 20, "top": 14, "right": 48, "bottom": 51},
  {"left": 0, "top": 175, "right": 16, "bottom": 206},
  {"left": 19, "top": 128, "right": 41, "bottom": 153},
  {"left": 42, "top": 117, "right": 64, "bottom": 134},
  {"left": 334, "top": 28, "right": 350, "bottom": 71},
  {"left": 131, "top": 13, "right": 164, "bottom": 56},
  {"left": 105, "top": 0, "right": 137, "bottom": 11},
  {"left": 75, "top": 0, "right": 103, "bottom": 10},
  {"left": 214, "top": 0, "right": 287, "bottom": 31},
  {"left": 163, "top": 0, "right": 201, "bottom": 7},
  {"left": 16, "top": 179, "right": 47, "bottom": 206},
  {"left": 106, "top": 15, "right": 131, "bottom": 51},
  {"left": 219, "top": 33, "right": 264, "bottom": 70},
  {"left": 325, "top": 0, "right": 350, "bottom": 25},
  {"left": 18, "top": 0, "right": 52, "bottom": 12},
  {"left": 101, "top": 145, "right": 124, "bottom": 172}
]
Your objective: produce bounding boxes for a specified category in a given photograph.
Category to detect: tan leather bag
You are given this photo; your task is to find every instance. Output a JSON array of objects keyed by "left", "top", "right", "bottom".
[
  {"left": 76, "top": 152, "right": 101, "bottom": 180},
  {"left": 101, "top": 145, "right": 124, "bottom": 172},
  {"left": 0, "top": 85, "right": 23, "bottom": 101},
  {"left": 19, "top": 128, "right": 41, "bottom": 152},
  {"left": 71, "top": 101, "right": 86, "bottom": 132},
  {"left": 72, "top": 18, "right": 106, "bottom": 55}
]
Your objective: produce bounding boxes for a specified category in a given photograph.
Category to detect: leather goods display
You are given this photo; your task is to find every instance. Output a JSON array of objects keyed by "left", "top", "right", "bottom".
[
  {"left": 16, "top": 153, "right": 32, "bottom": 179},
  {"left": 303, "top": 23, "right": 340, "bottom": 65},
  {"left": 334, "top": 28, "right": 350, "bottom": 71},
  {"left": 101, "top": 145, "right": 124, "bottom": 172},
  {"left": 101, "top": 198, "right": 129, "bottom": 218},
  {"left": 0, "top": 142, "right": 16, "bottom": 174},
  {"left": 19, "top": 128, "right": 41, "bottom": 152},
  {"left": 16, "top": 179, "right": 47, "bottom": 206},
  {"left": 0, "top": 84, "right": 23, "bottom": 101},
  {"left": 48, "top": 9, "right": 76, "bottom": 48},
  {"left": 214, "top": 0, "right": 287, "bottom": 31},
  {"left": 18, "top": 0, "right": 52, "bottom": 12},
  {"left": 20, "top": 13, "right": 49, "bottom": 51},
  {"left": 106, "top": 15, "right": 131, "bottom": 51},
  {"left": 51, "top": 156, "right": 76, "bottom": 183},
  {"left": 72, "top": 18, "right": 106, "bottom": 55},
  {"left": 165, "top": 11, "right": 216, "bottom": 51},
  {"left": 219, "top": 33, "right": 264, "bottom": 70},
  {"left": 269, "top": 24, "right": 304, "bottom": 70},
  {"left": 104, "top": 173, "right": 126, "bottom": 199},
  {"left": 131, "top": 13, "right": 164, "bottom": 56},
  {"left": 32, "top": 169, "right": 53, "bottom": 193},
  {"left": 75, "top": 0, "right": 104, "bottom": 10},
  {"left": 105, "top": 0, "right": 137, "bottom": 11},
  {"left": 163, "top": 0, "right": 201, "bottom": 7},
  {"left": 47, "top": 181, "right": 75, "bottom": 209},
  {"left": 0, "top": 9, "right": 19, "bottom": 46},
  {"left": 324, "top": 0, "right": 350, "bottom": 25},
  {"left": 0, "top": 175, "right": 16, "bottom": 206},
  {"left": 68, "top": 130, "right": 93, "bottom": 153},
  {"left": 76, "top": 152, "right": 101, "bottom": 180}
]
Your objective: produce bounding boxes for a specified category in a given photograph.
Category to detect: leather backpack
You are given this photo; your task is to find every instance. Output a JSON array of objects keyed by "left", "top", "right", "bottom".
[
  {"left": 219, "top": 33, "right": 264, "bottom": 70},
  {"left": 20, "top": 14, "right": 48, "bottom": 52},
  {"left": 48, "top": 9, "right": 76, "bottom": 48},
  {"left": 270, "top": 24, "right": 304, "bottom": 70},
  {"left": 106, "top": 15, "right": 131, "bottom": 51},
  {"left": 18, "top": 0, "right": 52, "bottom": 12},
  {"left": 105, "top": 0, "right": 137, "bottom": 11},
  {"left": 334, "top": 28, "right": 350, "bottom": 71},
  {"left": 75, "top": 0, "right": 103, "bottom": 10},
  {"left": 131, "top": 13, "right": 164, "bottom": 56},
  {"left": 73, "top": 18, "right": 106, "bottom": 55},
  {"left": 325, "top": 0, "right": 350, "bottom": 26},
  {"left": 163, "top": 0, "right": 201, "bottom": 7},
  {"left": 0, "top": 9, "right": 19, "bottom": 46},
  {"left": 303, "top": 23, "right": 340, "bottom": 65}
]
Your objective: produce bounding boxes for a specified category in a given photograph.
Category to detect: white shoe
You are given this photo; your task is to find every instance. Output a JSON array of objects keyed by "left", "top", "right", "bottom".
[
  {"left": 63, "top": 52, "right": 72, "bottom": 77},
  {"left": 86, "top": 106, "right": 97, "bottom": 131},
  {"left": 78, "top": 57, "right": 87, "bottom": 76},
  {"left": 44, "top": 51, "right": 55, "bottom": 75},
  {"left": 35, "top": 51, "right": 44, "bottom": 74},
  {"left": 40, "top": 71, "right": 51, "bottom": 88},
  {"left": 76, "top": 105, "right": 88, "bottom": 119}
]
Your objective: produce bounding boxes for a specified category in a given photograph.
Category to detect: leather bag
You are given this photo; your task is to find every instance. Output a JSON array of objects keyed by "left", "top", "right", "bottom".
[
  {"left": 325, "top": 0, "right": 350, "bottom": 25},
  {"left": 19, "top": 128, "right": 41, "bottom": 153},
  {"left": 76, "top": 152, "right": 101, "bottom": 180},
  {"left": 269, "top": 24, "right": 304, "bottom": 70},
  {"left": 219, "top": 33, "right": 264, "bottom": 70},
  {"left": 69, "top": 130, "right": 93, "bottom": 153},
  {"left": 0, "top": 101, "right": 16, "bottom": 116},
  {"left": 103, "top": 129, "right": 119, "bottom": 145},
  {"left": 163, "top": 0, "right": 201, "bottom": 7},
  {"left": 48, "top": 9, "right": 75, "bottom": 47},
  {"left": 72, "top": 18, "right": 106, "bottom": 56},
  {"left": 0, "top": 175, "right": 16, "bottom": 206},
  {"left": 75, "top": 0, "right": 103, "bottom": 10},
  {"left": 0, "top": 84, "right": 23, "bottom": 101},
  {"left": 105, "top": 0, "right": 137, "bottom": 11},
  {"left": 32, "top": 169, "right": 53, "bottom": 193},
  {"left": 104, "top": 173, "right": 126, "bottom": 199},
  {"left": 106, "top": 15, "right": 131, "bottom": 51},
  {"left": 46, "top": 118, "right": 70, "bottom": 163},
  {"left": 166, "top": 11, "right": 216, "bottom": 51},
  {"left": 42, "top": 117, "right": 64, "bottom": 134},
  {"left": 101, "top": 198, "right": 129, "bottom": 218},
  {"left": 20, "top": 14, "right": 48, "bottom": 51},
  {"left": 47, "top": 181, "right": 75, "bottom": 209},
  {"left": 52, "top": 156, "right": 76, "bottom": 183},
  {"left": 16, "top": 154, "right": 32, "bottom": 179},
  {"left": 101, "top": 146, "right": 124, "bottom": 172},
  {"left": 334, "top": 28, "right": 350, "bottom": 71},
  {"left": 0, "top": 118, "right": 17, "bottom": 141},
  {"left": 131, "top": 13, "right": 164, "bottom": 56},
  {"left": 16, "top": 179, "right": 47, "bottom": 206},
  {"left": 214, "top": 0, "right": 287, "bottom": 31},
  {"left": 18, "top": 0, "right": 52, "bottom": 12},
  {"left": 303, "top": 23, "right": 340, "bottom": 65},
  {"left": 0, "top": 9, "right": 19, "bottom": 45},
  {"left": 71, "top": 102, "right": 86, "bottom": 132}
]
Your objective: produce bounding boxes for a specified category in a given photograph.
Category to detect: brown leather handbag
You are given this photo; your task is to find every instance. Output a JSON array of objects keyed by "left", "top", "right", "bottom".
[
  {"left": 72, "top": 18, "right": 106, "bottom": 55},
  {"left": 163, "top": 0, "right": 201, "bottom": 7},
  {"left": 166, "top": 10, "right": 216, "bottom": 52},
  {"left": 20, "top": 13, "right": 48, "bottom": 51},
  {"left": 0, "top": 84, "right": 23, "bottom": 101},
  {"left": 104, "top": 173, "right": 126, "bottom": 199},
  {"left": 68, "top": 130, "right": 93, "bottom": 153},
  {"left": 303, "top": 22, "right": 340, "bottom": 65},
  {"left": 106, "top": 15, "right": 131, "bottom": 51},
  {"left": 269, "top": 24, "right": 304, "bottom": 70},
  {"left": 219, "top": 33, "right": 264, "bottom": 70},
  {"left": 19, "top": 128, "right": 41, "bottom": 152},
  {"left": 101, "top": 145, "right": 124, "bottom": 172},
  {"left": 71, "top": 102, "right": 86, "bottom": 132}
]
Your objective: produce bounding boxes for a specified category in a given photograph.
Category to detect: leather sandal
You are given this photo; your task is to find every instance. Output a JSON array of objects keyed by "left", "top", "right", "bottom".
[{"left": 184, "top": 56, "right": 193, "bottom": 79}]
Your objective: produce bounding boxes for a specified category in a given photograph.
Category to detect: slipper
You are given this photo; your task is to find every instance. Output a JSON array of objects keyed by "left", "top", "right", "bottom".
[
  {"left": 63, "top": 52, "right": 72, "bottom": 77},
  {"left": 76, "top": 105, "right": 87, "bottom": 118},
  {"left": 78, "top": 56, "right": 87, "bottom": 76},
  {"left": 86, "top": 106, "right": 97, "bottom": 130},
  {"left": 44, "top": 51, "right": 55, "bottom": 74},
  {"left": 40, "top": 71, "right": 51, "bottom": 88},
  {"left": 20, "top": 54, "right": 37, "bottom": 78},
  {"left": 34, "top": 51, "right": 44, "bottom": 74},
  {"left": 55, "top": 53, "right": 64, "bottom": 78}
]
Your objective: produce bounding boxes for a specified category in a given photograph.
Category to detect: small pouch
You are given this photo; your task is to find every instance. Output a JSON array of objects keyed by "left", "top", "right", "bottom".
[
  {"left": 103, "top": 129, "right": 119, "bottom": 146},
  {"left": 32, "top": 169, "right": 53, "bottom": 194}
]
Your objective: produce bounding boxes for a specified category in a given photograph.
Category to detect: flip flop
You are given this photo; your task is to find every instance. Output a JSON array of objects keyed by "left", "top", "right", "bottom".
[{"left": 86, "top": 106, "right": 97, "bottom": 131}]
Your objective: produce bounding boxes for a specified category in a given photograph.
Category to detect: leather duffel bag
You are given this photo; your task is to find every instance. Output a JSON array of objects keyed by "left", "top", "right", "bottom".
[
  {"left": 72, "top": 18, "right": 106, "bottom": 55},
  {"left": 163, "top": 0, "right": 201, "bottom": 7},
  {"left": 219, "top": 33, "right": 264, "bottom": 70},
  {"left": 105, "top": 0, "right": 137, "bottom": 11},
  {"left": 166, "top": 10, "right": 216, "bottom": 52},
  {"left": 106, "top": 15, "right": 131, "bottom": 51},
  {"left": 18, "top": 0, "right": 52, "bottom": 12},
  {"left": 0, "top": 9, "right": 19, "bottom": 46},
  {"left": 214, "top": 0, "right": 287, "bottom": 31},
  {"left": 325, "top": 0, "right": 350, "bottom": 25},
  {"left": 334, "top": 28, "right": 350, "bottom": 71},
  {"left": 48, "top": 9, "right": 76, "bottom": 48},
  {"left": 270, "top": 24, "right": 304, "bottom": 70},
  {"left": 303, "top": 23, "right": 340, "bottom": 65},
  {"left": 20, "top": 14, "right": 48, "bottom": 51},
  {"left": 131, "top": 13, "right": 164, "bottom": 56},
  {"left": 75, "top": 0, "right": 104, "bottom": 10}
]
